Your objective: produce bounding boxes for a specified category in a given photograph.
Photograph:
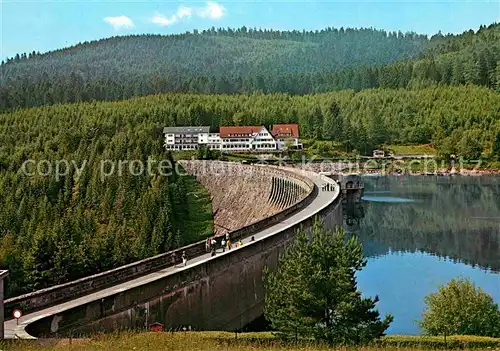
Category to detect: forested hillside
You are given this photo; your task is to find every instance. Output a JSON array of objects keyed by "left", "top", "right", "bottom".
[
  {"left": 0, "top": 86, "right": 499, "bottom": 297},
  {"left": 0, "top": 26, "right": 428, "bottom": 110},
  {"left": 0, "top": 99, "right": 214, "bottom": 297},
  {"left": 1, "top": 24, "right": 499, "bottom": 110},
  {"left": 352, "top": 23, "right": 500, "bottom": 90}
]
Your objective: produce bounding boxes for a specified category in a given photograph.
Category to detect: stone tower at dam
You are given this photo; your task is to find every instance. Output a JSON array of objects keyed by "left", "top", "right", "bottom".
[{"left": 4, "top": 161, "right": 343, "bottom": 339}]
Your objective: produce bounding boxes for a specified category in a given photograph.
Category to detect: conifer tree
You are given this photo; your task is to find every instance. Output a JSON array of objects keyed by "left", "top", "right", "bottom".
[
  {"left": 263, "top": 220, "right": 393, "bottom": 345},
  {"left": 492, "top": 131, "right": 500, "bottom": 160}
]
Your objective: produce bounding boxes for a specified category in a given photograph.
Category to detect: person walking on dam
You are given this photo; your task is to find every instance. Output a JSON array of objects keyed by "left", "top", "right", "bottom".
[
  {"left": 221, "top": 238, "right": 226, "bottom": 252},
  {"left": 182, "top": 251, "right": 187, "bottom": 266}
]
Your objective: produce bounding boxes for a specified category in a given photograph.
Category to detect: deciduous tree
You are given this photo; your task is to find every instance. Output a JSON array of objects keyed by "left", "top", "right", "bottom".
[{"left": 419, "top": 278, "right": 500, "bottom": 339}]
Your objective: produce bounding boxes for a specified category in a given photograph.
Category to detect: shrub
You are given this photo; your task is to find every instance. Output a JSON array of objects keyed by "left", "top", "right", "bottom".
[
  {"left": 419, "top": 278, "right": 500, "bottom": 339},
  {"left": 376, "top": 334, "right": 500, "bottom": 349}
]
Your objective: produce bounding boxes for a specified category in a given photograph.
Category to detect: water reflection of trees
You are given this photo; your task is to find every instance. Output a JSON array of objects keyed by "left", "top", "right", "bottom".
[{"left": 345, "top": 176, "right": 500, "bottom": 272}]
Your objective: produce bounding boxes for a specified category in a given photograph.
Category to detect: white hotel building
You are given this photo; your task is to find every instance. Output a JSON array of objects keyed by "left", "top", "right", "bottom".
[
  {"left": 163, "top": 124, "right": 299, "bottom": 152},
  {"left": 219, "top": 126, "right": 277, "bottom": 152},
  {"left": 163, "top": 126, "right": 213, "bottom": 151}
]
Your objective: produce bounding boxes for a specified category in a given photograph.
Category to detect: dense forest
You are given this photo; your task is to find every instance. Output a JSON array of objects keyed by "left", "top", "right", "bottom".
[
  {"left": 1, "top": 23, "right": 499, "bottom": 110},
  {"left": 0, "top": 86, "right": 499, "bottom": 296},
  {"left": 0, "top": 97, "right": 214, "bottom": 297}
]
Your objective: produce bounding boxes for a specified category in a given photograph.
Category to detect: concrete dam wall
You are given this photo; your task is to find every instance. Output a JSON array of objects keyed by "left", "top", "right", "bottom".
[
  {"left": 5, "top": 162, "right": 313, "bottom": 321},
  {"left": 5, "top": 163, "right": 342, "bottom": 338},
  {"left": 28, "top": 188, "right": 342, "bottom": 337},
  {"left": 180, "top": 161, "right": 313, "bottom": 234}
]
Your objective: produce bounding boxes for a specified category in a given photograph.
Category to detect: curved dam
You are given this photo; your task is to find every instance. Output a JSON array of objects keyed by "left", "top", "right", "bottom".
[
  {"left": 4, "top": 162, "right": 342, "bottom": 339},
  {"left": 181, "top": 161, "right": 313, "bottom": 234}
]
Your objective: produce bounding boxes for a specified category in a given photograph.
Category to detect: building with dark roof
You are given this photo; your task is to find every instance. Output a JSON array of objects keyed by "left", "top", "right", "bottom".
[{"left": 163, "top": 126, "right": 219, "bottom": 151}]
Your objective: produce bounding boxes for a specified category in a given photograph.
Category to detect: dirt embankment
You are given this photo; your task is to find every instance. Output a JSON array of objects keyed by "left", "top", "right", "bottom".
[{"left": 181, "top": 161, "right": 312, "bottom": 235}]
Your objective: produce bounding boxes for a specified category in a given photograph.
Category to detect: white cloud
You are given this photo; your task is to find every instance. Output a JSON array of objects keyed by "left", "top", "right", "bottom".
[
  {"left": 198, "top": 2, "right": 226, "bottom": 20},
  {"left": 177, "top": 6, "right": 193, "bottom": 19},
  {"left": 103, "top": 16, "right": 135, "bottom": 30},
  {"left": 151, "top": 2, "right": 225, "bottom": 27},
  {"left": 151, "top": 13, "right": 178, "bottom": 27},
  {"left": 150, "top": 6, "right": 192, "bottom": 27}
]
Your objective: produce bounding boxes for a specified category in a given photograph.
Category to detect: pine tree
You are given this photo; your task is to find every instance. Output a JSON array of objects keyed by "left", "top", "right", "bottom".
[
  {"left": 23, "top": 226, "right": 56, "bottom": 291},
  {"left": 311, "top": 106, "right": 324, "bottom": 140},
  {"left": 451, "top": 58, "right": 464, "bottom": 85},
  {"left": 495, "top": 62, "right": 500, "bottom": 92},
  {"left": 322, "top": 101, "right": 341, "bottom": 141},
  {"left": 477, "top": 51, "right": 489, "bottom": 86},
  {"left": 342, "top": 117, "right": 354, "bottom": 153},
  {"left": 457, "top": 130, "right": 483, "bottom": 160},
  {"left": 464, "top": 54, "right": 480, "bottom": 85},
  {"left": 492, "top": 131, "right": 500, "bottom": 160},
  {"left": 263, "top": 220, "right": 393, "bottom": 345},
  {"left": 368, "top": 112, "right": 387, "bottom": 148}
]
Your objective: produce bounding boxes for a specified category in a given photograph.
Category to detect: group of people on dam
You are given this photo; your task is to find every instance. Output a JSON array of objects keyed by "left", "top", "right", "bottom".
[
  {"left": 206, "top": 233, "right": 253, "bottom": 256},
  {"left": 179, "top": 233, "right": 256, "bottom": 267}
]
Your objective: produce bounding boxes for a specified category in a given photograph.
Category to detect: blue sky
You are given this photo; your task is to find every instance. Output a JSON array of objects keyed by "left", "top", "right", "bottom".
[{"left": 1, "top": 0, "right": 499, "bottom": 60}]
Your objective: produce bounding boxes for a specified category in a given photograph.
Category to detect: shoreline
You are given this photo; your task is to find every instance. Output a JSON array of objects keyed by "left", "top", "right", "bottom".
[
  {"left": 288, "top": 162, "right": 500, "bottom": 176},
  {"left": 356, "top": 168, "right": 500, "bottom": 176}
]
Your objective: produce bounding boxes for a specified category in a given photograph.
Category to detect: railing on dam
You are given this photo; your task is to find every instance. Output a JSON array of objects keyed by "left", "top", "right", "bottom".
[{"left": 4, "top": 163, "right": 316, "bottom": 322}]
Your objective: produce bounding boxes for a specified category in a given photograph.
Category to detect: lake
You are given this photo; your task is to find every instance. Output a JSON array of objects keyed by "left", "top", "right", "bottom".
[{"left": 346, "top": 175, "right": 500, "bottom": 335}]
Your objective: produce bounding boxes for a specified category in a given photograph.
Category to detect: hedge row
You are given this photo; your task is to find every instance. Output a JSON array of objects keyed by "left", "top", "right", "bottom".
[
  {"left": 376, "top": 335, "right": 500, "bottom": 349},
  {"left": 203, "top": 332, "right": 500, "bottom": 349}
]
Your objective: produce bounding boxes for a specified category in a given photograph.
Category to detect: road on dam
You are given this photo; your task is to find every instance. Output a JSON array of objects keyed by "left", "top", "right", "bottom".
[{"left": 4, "top": 167, "right": 339, "bottom": 339}]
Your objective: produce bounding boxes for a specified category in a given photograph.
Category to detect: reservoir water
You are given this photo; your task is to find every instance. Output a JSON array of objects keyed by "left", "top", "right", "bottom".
[{"left": 346, "top": 175, "right": 500, "bottom": 335}]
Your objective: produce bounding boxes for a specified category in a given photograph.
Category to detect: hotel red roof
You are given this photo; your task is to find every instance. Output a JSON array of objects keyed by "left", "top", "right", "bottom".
[
  {"left": 219, "top": 126, "right": 262, "bottom": 138},
  {"left": 271, "top": 124, "right": 299, "bottom": 139}
]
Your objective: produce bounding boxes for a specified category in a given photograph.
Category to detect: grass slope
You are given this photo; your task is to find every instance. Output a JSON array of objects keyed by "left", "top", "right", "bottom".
[
  {"left": 386, "top": 145, "right": 437, "bottom": 156},
  {"left": 2, "top": 332, "right": 500, "bottom": 351},
  {"left": 183, "top": 174, "right": 213, "bottom": 241}
]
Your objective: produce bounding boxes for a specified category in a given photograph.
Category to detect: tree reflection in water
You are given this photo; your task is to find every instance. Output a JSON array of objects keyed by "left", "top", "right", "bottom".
[{"left": 344, "top": 175, "right": 500, "bottom": 272}]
